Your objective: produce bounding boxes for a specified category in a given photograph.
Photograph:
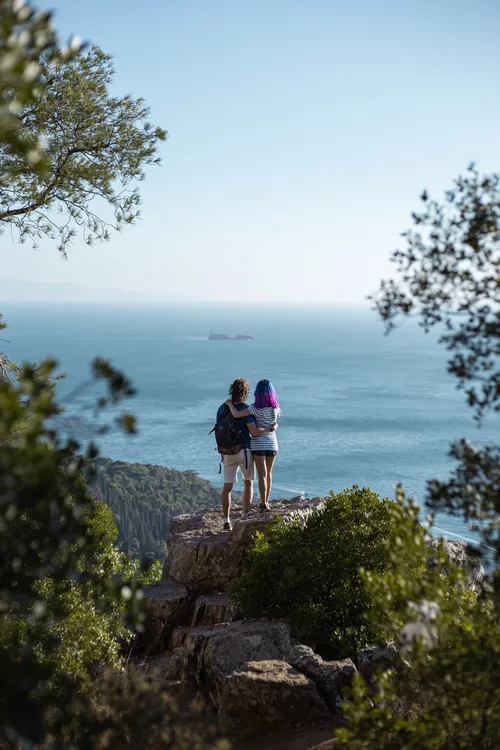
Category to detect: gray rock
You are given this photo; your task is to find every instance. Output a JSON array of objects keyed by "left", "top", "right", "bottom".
[
  {"left": 183, "top": 623, "right": 231, "bottom": 654},
  {"left": 198, "top": 619, "right": 294, "bottom": 693},
  {"left": 140, "top": 581, "right": 191, "bottom": 653},
  {"left": 218, "top": 660, "right": 332, "bottom": 739},
  {"left": 171, "top": 618, "right": 296, "bottom": 712},
  {"left": 168, "top": 623, "right": 229, "bottom": 650},
  {"left": 145, "top": 648, "right": 187, "bottom": 682},
  {"left": 427, "top": 539, "right": 484, "bottom": 591},
  {"left": 287, "top": 645, "right": 357, "bottom": 713},
  {"left": 191, "top": 592, "right": 235, "bottom": 627},
  {"left": 356, "top": 642, "right": 398, "bottom": 680},
  {"left": 163, "top": 498, "right": 326, "bottom": 593}
]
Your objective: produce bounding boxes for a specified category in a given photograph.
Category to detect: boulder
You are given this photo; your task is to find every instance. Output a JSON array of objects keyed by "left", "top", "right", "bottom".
[
  {"left": 140, "top": 581, "right": 191, "bottom": 653},
  {"left": 287, "top": 645, "right": 357, "bottom": 713},
  {"left": 218, "top": 660, "right": 331, "bottom": 739},
  {"left": 427, "top": 539, "right": 484, "bottom": 590},
  {"left": 143, "top": 648, "right": 188, "bottom": 682},
  {"left": 163, "top": 497, "right": 325, "bottom": 593},
  {"left": 191, "top": 592, "right": 235, "bottom": 627},
  {"left": 198, "top": 620, "right": 294, "bottom": 693},
  {"left": 170, "top": 622, "right": 231, "bottom": 650},
  {"left": 356, "top": 642, "right": 398, "bottom": 680},
  {"left": 183, "top": 623, "right": 232, "bottom": 654}
]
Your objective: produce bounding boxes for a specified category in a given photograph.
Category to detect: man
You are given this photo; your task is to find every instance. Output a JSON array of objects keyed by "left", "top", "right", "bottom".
[{"left": 218, "top": 378, "right": 276, "bottom": 531}]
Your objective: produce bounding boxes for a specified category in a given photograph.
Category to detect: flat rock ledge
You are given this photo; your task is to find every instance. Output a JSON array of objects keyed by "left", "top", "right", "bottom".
[{"left": 163, "top": 496, "right": 326, "bottom": 593}]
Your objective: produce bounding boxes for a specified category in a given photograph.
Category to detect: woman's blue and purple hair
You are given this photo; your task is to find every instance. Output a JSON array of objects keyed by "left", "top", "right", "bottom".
[{"left": 253, "top": 379, "right": 280, "bottom": 409}]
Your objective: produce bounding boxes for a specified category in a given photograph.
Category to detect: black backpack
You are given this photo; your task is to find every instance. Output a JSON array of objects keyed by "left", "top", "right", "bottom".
[{"left": 209, "top": 405, "right": 243, "bottom": 456}]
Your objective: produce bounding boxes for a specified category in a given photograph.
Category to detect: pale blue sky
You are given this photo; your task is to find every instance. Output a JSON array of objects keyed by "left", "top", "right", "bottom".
[{"left": 2, "top": 0, "right": 500, "bottom": 303}]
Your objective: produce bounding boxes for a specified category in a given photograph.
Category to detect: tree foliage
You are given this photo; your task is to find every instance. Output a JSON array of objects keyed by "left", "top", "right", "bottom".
[
  {"left": 375, "top": 164, "right": 500, "bottom": 423},
  {"left": 0, "top": 0, "right": 81, "bottom": 163},
  {"left": 0, "top": 44, "right": 167, "bottom": 253},
  {"left": 25, "top": 501, "right": 161, "bottom": 687},
  {"left": 0, "top": 8, "right": 223, "bottom": 749},
  {"left": 336, "top": 168, "right": 500, "bottom": 748},
  {"left": 230, "top": 486, "right": 399, "bottom": 659},
  {"left": 86, "top": 458, "right": 222, "bottom": 559},
  {"left": 0, "top": 354, "right": 145, "bottom": 747},
  {"left": 374, "top": 163, "right": 500, "bottom": 568}
]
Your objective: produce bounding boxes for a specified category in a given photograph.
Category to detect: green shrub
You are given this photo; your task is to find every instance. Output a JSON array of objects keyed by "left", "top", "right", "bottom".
[
  {"left": 29, "top": 501, "right": 162, "bottom": 688},
  {"left": 46, "top": 665, "right": 229, "bottom": 750},
  {"left": 0, "top": 356, "right": 144, "bottom": 747},
  {"left": 230, "top": 486, "right": 399, "bottom": 659},
  {"left": 335, "top": 492, "right": 500, "bottom": 750}
]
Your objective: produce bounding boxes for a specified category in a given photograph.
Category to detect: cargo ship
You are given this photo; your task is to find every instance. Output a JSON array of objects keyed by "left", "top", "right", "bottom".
[{"left": 209, "top": 333, "right": 254, "bottom": 340}]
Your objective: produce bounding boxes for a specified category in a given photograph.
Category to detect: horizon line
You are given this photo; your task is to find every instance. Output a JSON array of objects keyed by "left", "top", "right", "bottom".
[{"left": 0, "top": 298, "right": 373, "bottom": 307}]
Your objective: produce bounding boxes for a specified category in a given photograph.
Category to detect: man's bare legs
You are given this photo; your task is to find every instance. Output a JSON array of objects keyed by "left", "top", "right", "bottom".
[
  {"left": 242, "top": 478, "right": 253, "bottom": 514},
  {"left": 265, "top": 455, "right": 277, "bottom": 504},
  {"left": 221, "top": 482, "right": 233, "bottom": 523},
  {"left": 222, "top": 477, "right": 253, "bottom": 523},
  {"left": 253, "top": 455, "right": 267, "bottom": 507}
]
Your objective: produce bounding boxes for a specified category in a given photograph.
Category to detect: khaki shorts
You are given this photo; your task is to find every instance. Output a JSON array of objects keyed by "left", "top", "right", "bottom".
[{"left": 222, "top": 449, "right": 255, "bottom": 484}]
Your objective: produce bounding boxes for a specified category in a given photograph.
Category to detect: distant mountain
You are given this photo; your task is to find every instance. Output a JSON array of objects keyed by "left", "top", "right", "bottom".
[
  {"left": 0, "top": 278, "right": 187, "bottom": 303},
  {"left": 84, "top": 457, "right": 224, "bottom": 559}
]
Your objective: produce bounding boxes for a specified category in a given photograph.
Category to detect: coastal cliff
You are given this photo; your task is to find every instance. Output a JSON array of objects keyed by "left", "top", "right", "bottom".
[{"left": 138, "top": 498, "right": 483, "bottom": 745}]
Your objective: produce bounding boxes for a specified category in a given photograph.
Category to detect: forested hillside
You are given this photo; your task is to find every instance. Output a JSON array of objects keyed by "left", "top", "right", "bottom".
[{"left": 85, "top": 458, "right": 221, "bottom": 559}]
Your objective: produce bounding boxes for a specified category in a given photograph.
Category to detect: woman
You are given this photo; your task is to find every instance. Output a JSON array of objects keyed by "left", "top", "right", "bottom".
[{"left": 225, "top": 379, "right": 281, "bottom": 512}]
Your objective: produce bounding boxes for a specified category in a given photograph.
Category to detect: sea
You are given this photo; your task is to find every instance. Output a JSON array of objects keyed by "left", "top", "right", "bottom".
[{"left": 2, "top": 301, "right": 498, "bottom": 548}]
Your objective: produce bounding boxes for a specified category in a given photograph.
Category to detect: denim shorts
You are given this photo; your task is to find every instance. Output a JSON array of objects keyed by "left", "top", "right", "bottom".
[{"left": 252, "top": 450, "right": 278, "bottom": 457}]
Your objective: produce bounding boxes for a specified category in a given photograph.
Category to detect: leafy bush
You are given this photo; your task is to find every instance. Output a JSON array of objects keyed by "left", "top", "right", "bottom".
[
  {"left": 230, "top": 486, "right": 399, "bottom": 659},
  {"left": 29, "top": 501, "right": 161, "bottom": 687},
  {"left": 46, "top": 665, "right": 229, "bottom": 750},
  {"left": 1, "top": 496, "right": 162, "bottom": 692},
  {"left": 0, "top": 356, "right": 145, "bottom": 747},
  {"left": 335, "top": 492, "right": 500, "bottom": 750}
]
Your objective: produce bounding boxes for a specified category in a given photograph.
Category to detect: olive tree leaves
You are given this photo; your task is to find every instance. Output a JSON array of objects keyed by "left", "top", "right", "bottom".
[
  {"left": 374, "top": 164, "right": 500, "bottom": 565},
  {"left": 0, "top": 41, "right": 167, "bottom": 254}
]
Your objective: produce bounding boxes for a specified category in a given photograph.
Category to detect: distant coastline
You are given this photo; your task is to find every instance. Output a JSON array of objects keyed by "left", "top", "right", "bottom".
[{"left": 0, "top": 279, "right": 372, "bottom": 307}]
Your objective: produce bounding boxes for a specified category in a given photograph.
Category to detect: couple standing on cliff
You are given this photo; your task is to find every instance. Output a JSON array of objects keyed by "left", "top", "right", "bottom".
[{"left": 212, "top": 378, "right": 281, "bottom": 531}]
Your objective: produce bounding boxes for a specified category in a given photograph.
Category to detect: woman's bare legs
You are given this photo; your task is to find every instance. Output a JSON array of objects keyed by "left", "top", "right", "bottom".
[
  {"left": 253, "top": 455, "right": 267, "bottom": 506},
  {"left": 265, "top": 455, "right": 276, "bottom": 504}
]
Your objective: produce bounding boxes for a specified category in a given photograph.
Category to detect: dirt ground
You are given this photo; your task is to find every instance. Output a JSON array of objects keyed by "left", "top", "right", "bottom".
[{"left": 233, "top": 724, "right": 336, "bottom": 750}]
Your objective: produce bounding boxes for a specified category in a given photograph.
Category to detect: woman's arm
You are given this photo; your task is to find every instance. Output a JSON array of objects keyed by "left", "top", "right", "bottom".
[
  {"left": 224, "top": 400, "right": 277, "bottom": 434},
  {"left": 247, "top": 422, "right": 277, "bottom": 438},
  {"left": 224, "top": 399, "right": 251, "bottom": 418}
]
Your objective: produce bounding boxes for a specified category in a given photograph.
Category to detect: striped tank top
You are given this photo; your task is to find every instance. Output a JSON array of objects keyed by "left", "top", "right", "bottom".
[{"left": 248, "top": 405, "right": 281, "bottom": 451}]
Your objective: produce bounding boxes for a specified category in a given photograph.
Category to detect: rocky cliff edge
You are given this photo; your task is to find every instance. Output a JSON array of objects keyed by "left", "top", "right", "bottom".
[{"left": 139, "top": 497, "right": 483, "bottom": 743}]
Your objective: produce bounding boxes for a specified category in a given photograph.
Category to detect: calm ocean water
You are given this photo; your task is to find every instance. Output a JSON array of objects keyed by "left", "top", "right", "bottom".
[{"left": 2, "top": 302, "right": 498, "bottom": 546}]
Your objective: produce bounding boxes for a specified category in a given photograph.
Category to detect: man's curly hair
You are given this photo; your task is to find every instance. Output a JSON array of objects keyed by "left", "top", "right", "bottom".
[{"left": 229, "top": 378, "right": 250, "bottom": 404}]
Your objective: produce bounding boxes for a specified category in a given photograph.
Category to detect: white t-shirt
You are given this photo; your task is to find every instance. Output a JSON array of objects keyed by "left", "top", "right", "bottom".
[{"left": 248, "top": 405, "right": 281, "bottom": 451}]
